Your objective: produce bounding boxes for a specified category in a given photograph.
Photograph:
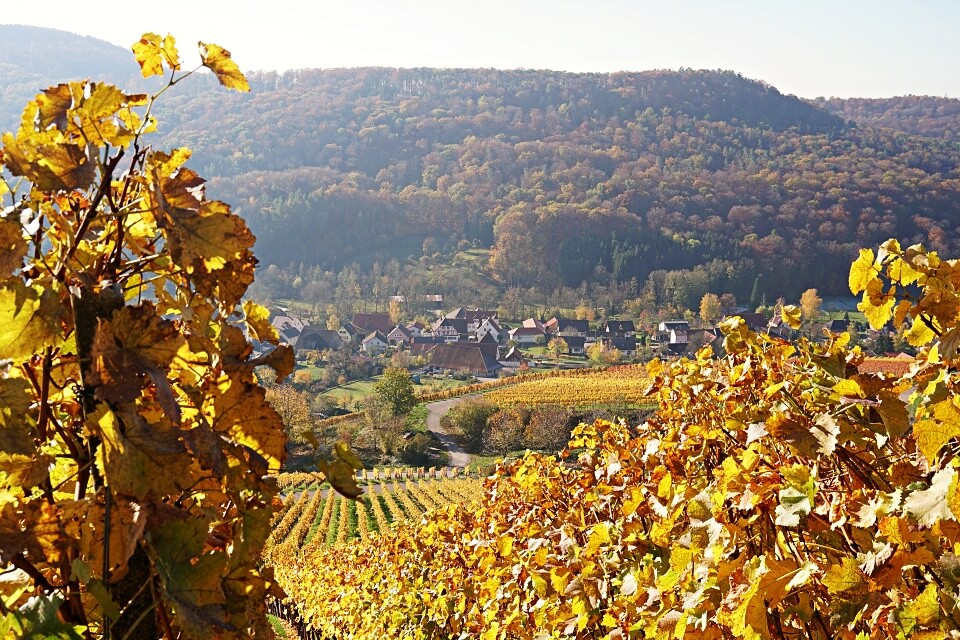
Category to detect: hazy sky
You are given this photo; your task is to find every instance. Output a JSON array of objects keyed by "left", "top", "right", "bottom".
[{"left": 6, "top": 1, "right": 960, "bottom": 98}]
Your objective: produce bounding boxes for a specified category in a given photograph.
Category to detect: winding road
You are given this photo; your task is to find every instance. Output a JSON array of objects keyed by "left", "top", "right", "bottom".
[{"left": 424, "top": 397, "right": 471, "bottom": 467}]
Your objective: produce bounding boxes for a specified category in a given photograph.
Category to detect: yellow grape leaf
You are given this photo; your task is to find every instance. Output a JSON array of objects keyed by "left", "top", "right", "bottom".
[
  {"left": 939, "top": 327, "right": 960, "bottom": 361},
  {"left": 781, "top": 305, "right": 801, "bottom": 330},
  {"left": 248, "top": 343, "right": 295, "bottom": 382},
  {"left": 61, "top": 496, "right": 146, "bottom": 583},
  {"left": 718, "top": 577, "right": 764, "bottom": 640},
  {"left": 319, "top": 459, "right": 363, "bottom": 499},
  {"left": 90, "top": 304, "right": 185, "bottom": 423},
  {"left": 199, "top": 42, "right": 250, "bottom": 92},
  {"left": 585, "top": 522, "right": 611, "bottom": 555},
  {"left": 1, "top": 131, "right": 96, "bottom": 192},
  {"left": 621, "top": 486, "right": 644, "bottom": 517},
  {"left": 879, "top": 516, "right": 923, "bottom": 546},
  {"left": 0, "top": 281, "right": 67, "bottom": 363},
  {"left": 916, "top": 399, "right": 960, "bottom": 466},
  {"left": 887, "top": 256, "right": 922, "bottom": 287},
  {"left": 858, "top": 285, "right": 896, "bottom": 329},
  {"left": 0, "top": 217, "right": 27, "bottom": 274},
  {"left": 893, "top": 299, "right": 912, "bottom": 328},
  {"left": 175, "top": 201, "right": 255, "bottom": 272},
  {"left": 335, "top": 441, "right": 364, "bottom": 471},
  {"left": 913, "top": 585, "right": 941, "bottom": 626},
  {"left": 822, "top": 557, "right": 864, "bottom": 594},
  {"left": 914, "top": 418, "right": 960, "bottom": 466},
  {"left": 34, "top": 83, "right": 72, "bottom": 131},
  {"left": 898, "top": 584, "right": 940, "bottom": 630},
  {"left": 848, "top": 248, "right": 876, "bottom": 295},
  {"left": 832, "top": 378, "right": 862, "bottom": 398},
  {"left": 766, "top": 413, "right": 819, "bottom": 458},
  {"left": 904, "top": 315, "right": 937, "bottom": 347},
  {"left": 207, "top": 372, "right": 287, "bottom": 473},
  {"left": 878, "top": 238, "right": 902, "bottom": 260},
  {"left": 876, "top": 390, "right": 910, "bottom": 438},
  {"left": 242, "top": 300, "right": 278, "bottom": 344},
  {"left": 132, "top": 33, "right": 180, "bottom": 77},
  {"left": 87, "top": 405, "right": 190, "bottom": 500}
]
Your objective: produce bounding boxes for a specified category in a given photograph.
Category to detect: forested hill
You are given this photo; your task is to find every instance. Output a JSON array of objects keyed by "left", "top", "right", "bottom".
[
  {"left": 5, "top": 27, "right": 960, "bottom": 305},
  {"left": 815, "top": 95, "right": 960, "bottom": 141},
  {"left": 167, "top": 67, "right": 960, "bottom": 300},
  {"left": 0, "top": 26, "right": 137, "bottom": 128}
]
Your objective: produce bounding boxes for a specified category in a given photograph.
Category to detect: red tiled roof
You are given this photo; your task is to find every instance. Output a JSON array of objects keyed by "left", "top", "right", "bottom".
[{"left": 858, "top": 357, "right": 913, "bottom": 376}]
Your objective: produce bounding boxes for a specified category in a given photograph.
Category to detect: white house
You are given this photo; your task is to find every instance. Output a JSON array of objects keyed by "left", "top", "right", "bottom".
[
  {"left": 509, "top": 326, "right": 545, "bottom": 345},
  {"left": 361, "top": 331, "right": 389, "bottom": 355},
  {"left": 475, "top": 317, "right": 505, "bottom": 343},
  {"left": 387, "top": 324, "right": 413, "bottom": 345}
]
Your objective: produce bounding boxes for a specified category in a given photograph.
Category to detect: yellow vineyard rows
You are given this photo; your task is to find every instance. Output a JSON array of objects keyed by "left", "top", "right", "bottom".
[
  {"left": 313, "top": 364, "right": 643, "bottom": 431},
  {"left": 483, "top": 363, "right": 651, "bottom": 406},
  {"left": 267, "top": 475, "right": 488, "bottom": 639},
  {"left": 265, "top": 476, "right": 486, "bottom": 559}
]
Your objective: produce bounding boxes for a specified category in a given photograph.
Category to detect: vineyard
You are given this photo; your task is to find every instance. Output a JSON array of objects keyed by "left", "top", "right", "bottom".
[
  {"left": 266, "top": 470, "right": 487, "bottom": 638},
  {"left": 264, "top": 469, "right": 486, "bottom": 563},
  {"left": 313, "top": 364, "right": 651, "bottom": 433},
  {"left": 482, "top": 363, "right": 650, "bottom": 406},
  {"left": 259, "top": 240, "right": 960, "bottom": 640}
]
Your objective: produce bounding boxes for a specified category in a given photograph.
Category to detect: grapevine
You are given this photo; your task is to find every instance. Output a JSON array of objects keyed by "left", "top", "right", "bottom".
[
  {"left": 335, "top": 493, "right": 352, "bottom": 544},
  {"left": 271, "top": 240, "right": 960, "bottom": 639},
  {"left": 379, "top": 483, "right": 406, "bottom": 522}
]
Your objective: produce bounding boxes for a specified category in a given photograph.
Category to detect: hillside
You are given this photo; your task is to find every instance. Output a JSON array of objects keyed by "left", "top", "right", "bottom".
[
  {"left": 186, "top": 68, "right": 960, "bottom": 302},
  {"left": 816, "top": 95, "right": 960, "bottom": 141},
  {"left": 0, "top": 25, "right": 138, "bottom": 130},
  {"left": 5, "top": 26, "right": 960, "bottom": 307}
]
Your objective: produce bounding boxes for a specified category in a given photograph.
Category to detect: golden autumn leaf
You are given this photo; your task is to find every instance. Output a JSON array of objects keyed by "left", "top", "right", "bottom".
[
  {"left": 132, "top": 32, "right": 180, "bottom": 77},
  {"left": 199, "top": 42, "right": 250, "bottom": 92},
  {"left": 1, "top": 130, "right": 96, "bottom": 192},
  {"left": 822, "top": 557, "right": 864, "bottom": 594},
  {"left": 848, "top": 248, "right": 876, "bottom": 295},
  {"left": 718, "top": 575, "right": 765, "bottom": 640},
  {"left": 0, "top": 217, "right": 27, "bottom": 274},
  {"left": 90, "top": 304, "right": 185, "bottom": 423},
  {"left": 86, "top": 405, "right": 191, "bottom": 500},
  {"left": 248, "top": 343, "right": 295, "bottom": 382},
  {"left": 781, "top": 304, "right": 801, "bottom": 329},
  {"left": 858, "top": 277, "right": 896, "bottom": 329},
  {"left": 319, "top": 459, "right": 363, "bottom": 499},
  {"left": 61, "top": 496, "right": 146, "bottom": 583},
  {"left": 242, "top": 300, "right": 279, "bottom": 344},
  {"left": 914, "top": 399, "right": 960, "bottom": 465},
  {"left": 158, "top": 199, "right": 256, "bottom": 274},
  {"left": 33, "top": 83, "right": 72, "bottom": 131},
  {"left": 904, "top": 314, "right": 937, "bottom": 347},
  {"left": 0, "top": 281, "right": 68, "bottom": 363},
  {"left": 206, "top": 372, "right": 286, "bottom": 473}
]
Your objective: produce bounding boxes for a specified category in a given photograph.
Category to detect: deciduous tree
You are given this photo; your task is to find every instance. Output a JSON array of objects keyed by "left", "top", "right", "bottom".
[
  {"left": 373, "top": 367, "right": 417, "bottom": 416},
  {"left": 547, "top": 337, "right": 568, "bottom": 363},
  {"left": 800, "top": 287, "right": 822, "bottom": 321},
  {"left": 699, "top": 292, "right": 722, "bottom": 324}
]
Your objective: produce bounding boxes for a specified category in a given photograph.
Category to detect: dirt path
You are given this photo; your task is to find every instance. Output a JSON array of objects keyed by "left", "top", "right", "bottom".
[{"left": 425, "top": 397, "right": 471, "bottom": 467}]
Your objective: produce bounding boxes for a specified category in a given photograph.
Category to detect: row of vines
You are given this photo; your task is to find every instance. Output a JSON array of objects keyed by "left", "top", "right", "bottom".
[{"left": 312, "top": 364, "right": 646, "bottom": 430}]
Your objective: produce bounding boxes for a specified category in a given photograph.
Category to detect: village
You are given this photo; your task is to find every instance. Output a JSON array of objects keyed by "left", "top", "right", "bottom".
[{"left": 261, "top": 296, "right": 907, "bottom": 388}]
